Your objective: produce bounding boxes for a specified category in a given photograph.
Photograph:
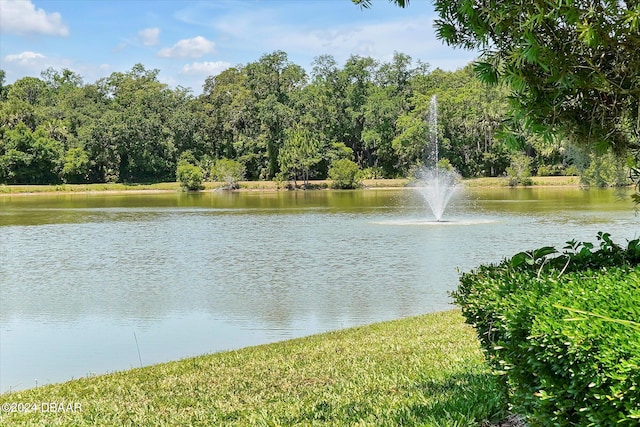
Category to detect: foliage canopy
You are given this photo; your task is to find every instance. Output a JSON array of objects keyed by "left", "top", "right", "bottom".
[
  {"left": 431, "top": 0, "right": 639, "bottom": 152},
  {"left": 0, "top": 47, "right": 633, "bottom": 187},
  {"left": 372, "top": 0, "right": 638, "bottom": 199}
]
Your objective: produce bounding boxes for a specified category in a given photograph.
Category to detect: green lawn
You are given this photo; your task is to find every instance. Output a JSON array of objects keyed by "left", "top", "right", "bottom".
[{"left": 0, "top": 310, "right": 507, "bottom": 426}]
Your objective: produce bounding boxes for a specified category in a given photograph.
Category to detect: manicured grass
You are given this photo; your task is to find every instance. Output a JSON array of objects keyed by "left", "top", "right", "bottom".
[{"left": 0, "top": 310, "right": 507, "bottom": 426}]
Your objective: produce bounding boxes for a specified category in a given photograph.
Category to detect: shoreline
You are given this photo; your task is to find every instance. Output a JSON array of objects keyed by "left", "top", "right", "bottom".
[{"left": 0, "top": 176, "right": 583, "bottom": 197}]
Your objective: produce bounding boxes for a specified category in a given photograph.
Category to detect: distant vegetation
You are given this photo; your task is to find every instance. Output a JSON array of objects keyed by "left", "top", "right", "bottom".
[{"left": 0, "top": 53, "right": 632, "bottom": 189}]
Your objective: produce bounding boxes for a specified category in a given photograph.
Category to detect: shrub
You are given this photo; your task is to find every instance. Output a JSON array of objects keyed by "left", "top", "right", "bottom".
[
  {"left": 581, "top": 151, "right": 631, "bottom": 188},
  {"left": 506, "top": 153, "right": 533, "bottom": 186},
  {"left": 453, "top": 234, "right": 640, "bottom": 426},
  {"left": 176, "top": 160, "right": 203, "bottom": 191},
  {"left": 358, "top": 166, "right": 384, "bottom": 180},
  {"left": 329, "top": 159, "right": 361, "bottom": 189},
  {"left": 211, "top": 158, "right": 245, "bottom": 189},
  {"left": 536, "top": 164, "right": 564, "bottom": 177},
  {"left": 528, "top": 271, "right": 640, "bottom": 425},
  {"left": 563, "top": 165, "right": 580, "bottom": 176}
]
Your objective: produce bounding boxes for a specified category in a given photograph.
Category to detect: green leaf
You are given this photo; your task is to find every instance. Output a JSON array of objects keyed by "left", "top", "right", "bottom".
[
  {"left": 509, "top": 251, "right": 530, "bottom": 268},
  {"left": 553, "top": 304, "right": 640, "bottom": 330},
  {"left": 532, "top": 246, "right": 556, "bottom": 260},
  {"left": 474, "top": 62, "right": 499, "bottom": 85}
]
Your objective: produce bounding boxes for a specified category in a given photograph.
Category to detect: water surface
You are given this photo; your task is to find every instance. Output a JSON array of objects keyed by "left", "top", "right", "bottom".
[{"left": 1, "top": 187, "right": 636, "bottom": 391}]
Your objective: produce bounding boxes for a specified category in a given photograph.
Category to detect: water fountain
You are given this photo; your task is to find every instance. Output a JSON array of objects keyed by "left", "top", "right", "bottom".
[{"left": 415, "top": 95, "right": 461, "bottom": 222}]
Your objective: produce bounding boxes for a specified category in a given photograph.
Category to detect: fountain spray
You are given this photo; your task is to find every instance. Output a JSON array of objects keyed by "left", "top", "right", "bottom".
[{"left": 415, "top": 95, "right": 461, "bottom": 222}]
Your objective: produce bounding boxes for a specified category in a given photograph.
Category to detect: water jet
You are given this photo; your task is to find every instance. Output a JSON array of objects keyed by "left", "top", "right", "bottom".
[{"left": 415, "top": 95, "right": 461, "bottom": 222}]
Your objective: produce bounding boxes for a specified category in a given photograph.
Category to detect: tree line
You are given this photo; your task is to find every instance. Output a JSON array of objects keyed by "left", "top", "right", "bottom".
[{"left": 0, "top": 51, "right": 631, "bottom": 186}]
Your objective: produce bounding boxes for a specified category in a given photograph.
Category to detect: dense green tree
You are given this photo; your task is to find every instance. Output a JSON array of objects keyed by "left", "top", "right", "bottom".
[
  {"left": 361, "top": 52, "right": 418, "bottom": 176},
  {"left": 310, "top": 55, "right": 351, "bottom": 136},
  {"left": 362, "top": 86, "right": 400, "bottom": 175},
  {"left": 0, "top": 70, "right": 8, "bottom": 101},
  {"left": 200, "top": 67, "right": 254, "bottom": 162},
  {"left": 61, "top": 83, "right": 108, "bottom": 137},
  {"left": 8, "top": 77, "right": 51, "bottom": 108},
  {"left": 169, "top": 88, "right": 206, "bottom": 159},
  {"left": 41, "top": 68, "right": 84, "bottom": 93},
  {"left": 392, "top": 65, "right": 512, "bottom": 177},
  {"left": 340, "top": 55, "right": 377, "bottom": 167},
  {"left": 2, "top": 50, "right": 577, "bottom": 186},
  {"left": 294, "top": 55, "right": 345, "bottom": 176},
  {"left": 244, "top": 51, "right": 308, "bottom": 179},
  {"left": 437, "top": 66, "right": 511, "bottom": 177},
  {"left": 279, "top": 125, "right": 322, "bottom": 187},
  {"left": 92, "top": 64, "right": 177, "bottom": 182},
  {"left": 0, "top": 123, "right": 64, "bottom": 183},
  {"left": 1, "top": 97, "right": 38, "bottom": 131},
  {"left": 1, "top": 76, "right": 54, "bottom": 132},
  {"left": 432, "top": 0, "right": 639, "bottom": 151},
  {"left": 61, "top": 146, "right": 90, "bottom": 183},
  {"left": 392, "top": 111, "right": 429, "bottom": 175}
]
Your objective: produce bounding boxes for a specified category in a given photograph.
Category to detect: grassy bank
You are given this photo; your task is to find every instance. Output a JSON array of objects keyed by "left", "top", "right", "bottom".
[
  {"left": 0, "top": 310, "right": 507, "bottom": 426},
  {"left": 463, "top": 175, "right": 580, "bottom": 187},
  {"left": 0, "top": 176, "right": 583, "bottom": 195},
  {"left": 0, "top": 182, "right": 183, "bottom": 194},
  {"left": 0, "top": 179, "right": 411, "bottom": 195}
]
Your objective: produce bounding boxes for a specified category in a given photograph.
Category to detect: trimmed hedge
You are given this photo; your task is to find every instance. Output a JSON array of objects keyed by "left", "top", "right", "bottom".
[{"left": 453, "top": 234, "right": 640, "bottom": 426}]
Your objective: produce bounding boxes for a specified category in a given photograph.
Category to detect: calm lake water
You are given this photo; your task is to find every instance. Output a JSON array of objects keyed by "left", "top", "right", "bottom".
[{"left": 0, "top": 187, "right": 637, "bottom": 392}]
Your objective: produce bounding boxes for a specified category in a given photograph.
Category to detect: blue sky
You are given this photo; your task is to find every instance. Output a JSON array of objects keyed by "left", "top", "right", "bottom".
[{"left": 0, "top": 0, "right": 478, "bottom": 93}]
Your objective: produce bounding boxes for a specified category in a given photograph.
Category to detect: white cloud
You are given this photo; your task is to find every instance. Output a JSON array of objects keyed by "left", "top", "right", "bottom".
[
  {"left": 139, "top": 27, "right": 160, "bottom": 46},
  {"left": 0, "top": 0, "right": 68, "bottom": 36},
  {"left": 181, "top": 61, "right": 231, "bottom": 76},
  {"left": 209, "top": 6, "right": 476, "bottom": 71},
  {"left": 158, "top": 36, "right": 215, "bottom": 59},
  {"left": 4, "top": 51, "right": 47, "bottom": 66},
  {"left": 273, "top": 18, "right": 441, "bottom": 61}
]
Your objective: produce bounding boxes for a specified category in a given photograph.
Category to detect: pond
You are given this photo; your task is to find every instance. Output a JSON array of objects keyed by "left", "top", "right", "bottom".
[{"left": 0, "top": 187, "right": 637, "bottom": 392}]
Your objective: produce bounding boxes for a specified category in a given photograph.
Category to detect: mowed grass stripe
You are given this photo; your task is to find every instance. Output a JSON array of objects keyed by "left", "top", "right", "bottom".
[{"left": 0, "top": 310, "right": 506, "bottom": 426}]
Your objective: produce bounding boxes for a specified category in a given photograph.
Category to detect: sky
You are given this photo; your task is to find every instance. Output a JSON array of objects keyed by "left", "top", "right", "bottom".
[{"left": 0, "top": 0, "right": 478, "bottom": 94}]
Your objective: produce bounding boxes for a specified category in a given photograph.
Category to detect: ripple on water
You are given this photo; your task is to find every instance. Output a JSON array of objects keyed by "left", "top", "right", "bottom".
[{"left": 371, "top": 218, "right": 498, "bottom": 226}]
